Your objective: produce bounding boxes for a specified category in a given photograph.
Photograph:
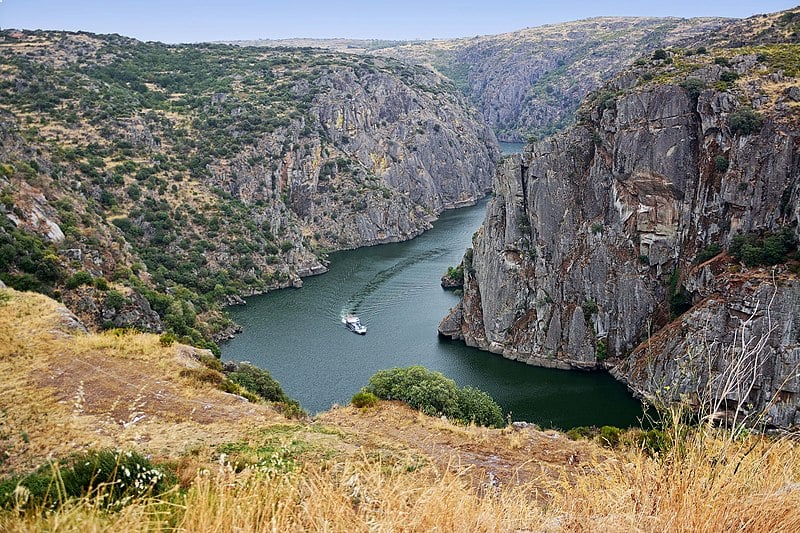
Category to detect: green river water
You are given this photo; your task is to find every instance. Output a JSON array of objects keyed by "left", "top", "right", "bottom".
[{"left": 221, "top": 197, "right": 645, "bottom": 429}]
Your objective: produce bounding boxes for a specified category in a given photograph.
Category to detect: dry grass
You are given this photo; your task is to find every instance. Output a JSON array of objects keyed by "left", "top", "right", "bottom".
[
  {"left": 3, "top": 430, "right": 800, "bottom": 532},
  {"left": 2, "top": 287, "right": 800, "bottom": 531},
  {"left": 0, "top": 288, "right": 283, "bottom": 475}
]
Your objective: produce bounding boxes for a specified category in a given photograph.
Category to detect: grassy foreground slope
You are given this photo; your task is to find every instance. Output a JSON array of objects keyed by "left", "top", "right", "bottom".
[{"left": 1, "top": 285, "right": 800, "bottom": 531}]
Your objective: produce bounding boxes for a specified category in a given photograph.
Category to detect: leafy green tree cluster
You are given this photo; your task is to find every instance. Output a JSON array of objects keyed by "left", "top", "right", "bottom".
[
  {"left": 728, "top": 228, "right": 797, "bottom": 266},
  {"left": 694, "top": 243, "right": 722, "bottom": 264},
  {"left": 0, "top": 216, "right": 63, "bottom": 293},
  {"left": 364, "top": 366, "right": 504, "bottom": 427},
  {"left": 679, "top": 78, "right": 706, "bottom": 103},
  {"left": 668, "top": 268, "right": 692, "bottom": 319}
]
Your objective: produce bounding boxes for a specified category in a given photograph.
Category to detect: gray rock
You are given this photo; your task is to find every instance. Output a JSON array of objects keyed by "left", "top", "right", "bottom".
[{"left": 442, "top": 70, "right": 800, "bottom": 426}]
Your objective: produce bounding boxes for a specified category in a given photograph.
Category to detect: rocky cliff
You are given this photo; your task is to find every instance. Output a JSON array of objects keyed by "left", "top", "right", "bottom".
[
  {"left": 243, "top": 18, "right": 728, "bottom": 142},
  {"left": 376, "top": 17, "right": 728, "bottom": 141},
  {"left": 0, "top": 30, "right": 496, "bottom": 342},
  {"left": 440, "top": 10, "right": 800, "bottom": 426}
]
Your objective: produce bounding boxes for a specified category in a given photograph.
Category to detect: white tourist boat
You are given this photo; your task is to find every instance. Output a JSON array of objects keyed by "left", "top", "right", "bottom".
[{"left": 342, "top": 314, "right": 367, "bottom": 335}]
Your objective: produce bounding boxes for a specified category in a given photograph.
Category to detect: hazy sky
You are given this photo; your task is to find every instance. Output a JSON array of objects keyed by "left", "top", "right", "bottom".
[{"left": 1, "top": 1, "right": 797, "bottom": 43}]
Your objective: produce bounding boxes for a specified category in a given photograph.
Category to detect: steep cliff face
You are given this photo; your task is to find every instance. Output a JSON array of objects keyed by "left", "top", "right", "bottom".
[
  {"left": 375, "top": 17, "right": 726, "bottom": 141},
  {"left": 209, "top": 63, "right": 496, "bottom": 251},
  {"left": 440, "top": 30, "right": 800, "bottom": 425}
]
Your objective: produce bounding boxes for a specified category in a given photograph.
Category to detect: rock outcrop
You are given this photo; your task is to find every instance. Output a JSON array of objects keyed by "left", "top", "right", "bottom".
[{"left": 440, "top": 26, "right": 800, "bottom": 425}]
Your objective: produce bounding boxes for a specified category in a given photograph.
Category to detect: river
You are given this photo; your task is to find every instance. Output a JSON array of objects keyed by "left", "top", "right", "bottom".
[{"left": 221, "top": 199, "right": 644, "bottom": 429}]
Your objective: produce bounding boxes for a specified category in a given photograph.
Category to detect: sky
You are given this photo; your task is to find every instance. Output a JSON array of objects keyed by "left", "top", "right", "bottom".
[{"left": 0, "top": 1, "right": 798, "bottom": 43}]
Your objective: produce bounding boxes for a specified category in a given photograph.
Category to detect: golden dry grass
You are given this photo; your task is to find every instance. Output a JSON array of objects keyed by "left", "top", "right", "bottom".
[
  {"left": 0, "top": 288, "right": 284, "bottom": 475},
  {"left": 3, "top": 431, "right": 800, "bottom": 532},
  {"left": 2, "top": 287, "right": 800, "bottom": 531}
]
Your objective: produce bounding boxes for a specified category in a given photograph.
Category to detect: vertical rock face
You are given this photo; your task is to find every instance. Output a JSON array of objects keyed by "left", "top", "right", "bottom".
[{"left": 440, "top": 51, "right": 800, "bottom": 425}]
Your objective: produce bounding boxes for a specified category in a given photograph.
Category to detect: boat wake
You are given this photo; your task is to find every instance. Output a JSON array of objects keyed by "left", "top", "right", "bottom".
[{"left": 340, "top": 248, "right": 446, "bottom": 320}]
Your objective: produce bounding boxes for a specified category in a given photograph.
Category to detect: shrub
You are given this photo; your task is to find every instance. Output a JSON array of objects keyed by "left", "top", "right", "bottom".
[
  {"left": 652, "top": 49, "right": 668, "bottom": 60},
  {"left": 695, "top": 244, "right": 722, "bottom": 264},
  {"left": 729, "top": 108, "right": 763, "bottom": 135},
  {"left": 365, "top": 366, "right": 504, "bottom": 427},
  {"left": 638, "top": 428, "right": 669, "bottom": 455},
  {"left": 714, "top": 56, "right": 731, "bottom": 67},
  {"left": 456, "top": 386, "right": 504, "bottom": 427},
  {"left": 227, "top": 363, "right": 289, "bottom": 403},
  {"left": 720, "top": 70, "right": 739, "bottom": 83},
  {"left": 105, "top": 289, "right": 127, "bottom": 311},
  {"left": 65, "top": 270, "right": 93, "bottom": 289},
  {"left": 582, "top": 299, "right": 598, "bottom": 322},
  {"left": 599, "top": 425, "right": 622, "bottom": 448},
  {"left": 728, "top": 228, "right": 797, "bottom": 266},
  {"left": 565, "top": 426, "right": 596, "bottom": 440},
  {"left": 595, "top": 339, "right": 607, "bottom": 361},
  {"left": 351, "top": 390, "right": 379, "bottom": 408},
  {"left": 668, "top": 268, "right": 692, "bottom": 319},
  {"left": 444, "top": 263, "right": 464, "bottom": 281},
  {"left": 714, "top": 155, "right": 729, "bottom": 173},
  {"left": 159, "top": 332, "right": 176, "bottom": 347},
  {"left": 680, "top": 78, "right": 706, "bottom": 102},
  {"left": 0, "top": 449, "right": 169, "bottom": 509}
]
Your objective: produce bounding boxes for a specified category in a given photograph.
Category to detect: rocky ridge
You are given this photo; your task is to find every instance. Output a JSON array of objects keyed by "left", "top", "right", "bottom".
[
  {"left": 378, "top": 17, "right": 728, "bottom": 141},
  {"left": 440, "top": 9, "right": 800, "bottom": 427},
  {"left": 244, "top": 17, "right": 730, "bottom": 141}
]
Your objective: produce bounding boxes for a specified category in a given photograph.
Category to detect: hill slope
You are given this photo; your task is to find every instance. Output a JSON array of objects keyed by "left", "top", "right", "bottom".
[
  {"left": 0, "top": 30, "right": 497, "bottom": 343},
  {"left": 242, "top": 17, "right": 729, "bottom": 140},
  {"left": 1, "top": 284, "right": 799, "bottom": 531}
]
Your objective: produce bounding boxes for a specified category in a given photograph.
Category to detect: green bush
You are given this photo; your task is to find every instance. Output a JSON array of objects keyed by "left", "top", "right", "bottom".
[
  {"left": 638, "top": 428, "right": 669, "bottom": 456},
  {"left": 0, "top": 449, "right": 169, "bottom": 509},
  {"left": 729, "top": 108, "right": 763, "bottom": 135},
  {"left": 351, "top": 390, "right": 379, "bottom": 408},
  {"left": 668, "top": 269, "right": 691, "bottom": 319},
  {"left": 456, "top": 386, "right": 504, "bottom": 427},
  {"left": 679, "top": 78, "right": 706, "bottom": 102},
  {"left": 65, "top": 270, "right": 94, "bottom": 289},
  {"left": 652, "top": 49, "right": 668, "bottom": 60},
  {"left": 728, "top": 228, "right": 797, "bottom": 266},
  {"left": 714, "top": 56, "right": 731, "bottom": 67},
  {"left": 595, "top": 339, "right": 608, "bottom": 362},
  {"left": 714, "top": 155, "right": 729, "bottom": 173},
  {"left": 364, "top": 366, "right": 505, "bottom": 427},
  {"left": 159, "top": 332, "right": 176, "bottom": 347},
  {"left": 227, "top": 363, "right": 289, "bottom": 403},
  {"left": 582, "top": 299, "right": 598, "bottom": 322},
  {"left": 105, "top": 290, "right": 127, "bottom": 312},
  {"left": 565, "top": 426, "right": 595, "bottom": 440},
  {"left": 599, "top": 425, "right": 622, "bottom": 448},
  {"left": 694, "top": 244, "right": 722, "bottom": 264}
]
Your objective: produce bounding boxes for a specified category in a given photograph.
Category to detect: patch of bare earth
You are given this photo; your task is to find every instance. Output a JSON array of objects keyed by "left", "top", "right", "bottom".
[
  {"left": 0, "top": 289, "right": 282, "bottom": 475},
  {"left": 317, "top": 403, "right": 607, "bottom": 495}
]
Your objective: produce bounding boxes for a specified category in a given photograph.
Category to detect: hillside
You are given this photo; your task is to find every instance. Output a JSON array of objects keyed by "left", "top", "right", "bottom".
[
  {"left": 439, "top": 8, "right": 800, "bottom": 428},
  {"left": 0, "top": 30, "right": 497, "bottom": 347},
  {"left": 2, "top": 284, "right": 800, "bottom": 531},
  {"left": 241, "top": 17, "right": 729, "bottom": 141}
]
